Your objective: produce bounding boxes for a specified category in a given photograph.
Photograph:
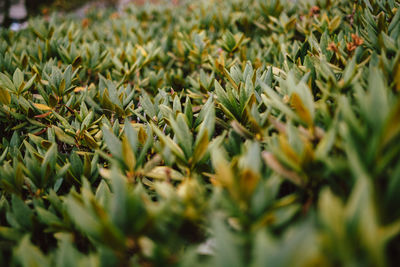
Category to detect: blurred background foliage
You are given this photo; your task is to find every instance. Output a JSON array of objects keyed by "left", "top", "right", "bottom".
[{"left": 28, "top": 0, "right": 116, "bottom": 13}]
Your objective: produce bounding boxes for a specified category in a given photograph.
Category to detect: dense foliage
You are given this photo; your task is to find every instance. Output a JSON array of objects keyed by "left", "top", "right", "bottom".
[{"left": 1, "top": 0, "right": 400, "bottom": 266}]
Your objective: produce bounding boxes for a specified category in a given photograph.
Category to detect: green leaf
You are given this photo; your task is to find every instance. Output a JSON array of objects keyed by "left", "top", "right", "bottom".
[
  {"left": 15, "top": 235, "right": 50, "bottom": 267},
  {"left": 0, "top": 73, "right": 15, "bottom": 91},
  {"left": 184, "top": 96, "right": 193, "bottom": 128},
  {"left": 53, "top": 126, "right": 76, "bottom": 145},
  {"left": 13, "top": 68, "right": 24, "bottom": 89},
  {"left": 9, "top": 195, "right": 33, "bottom": 231},
  {"left": 36, "top": 207, "right": 62, "bottom": 226},
  {"left": 151, "top": 123, "right": 186, "bottom": 162},
  {"left": 170, "top": 113, "right": 193, "bottom": 158},
  {"left": 102, "top": 127, "right": 122, "bottom": 158}
]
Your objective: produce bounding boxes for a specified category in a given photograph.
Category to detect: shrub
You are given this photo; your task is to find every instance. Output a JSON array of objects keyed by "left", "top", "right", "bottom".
[{"left": 0, "top": 0, "right": 400, "bottom": 266}]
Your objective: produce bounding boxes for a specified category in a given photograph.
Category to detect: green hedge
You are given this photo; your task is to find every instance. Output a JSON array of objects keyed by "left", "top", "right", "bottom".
[{"left": 0, "top": 0, "right": 400, "bottom": 266}]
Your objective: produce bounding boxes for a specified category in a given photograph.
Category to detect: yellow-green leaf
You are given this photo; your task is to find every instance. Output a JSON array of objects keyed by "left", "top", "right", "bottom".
[
  {"left": 34, "top": 103, "right": 52, "bottom": 111},
  {"left": 0, "top": 88, "right": 11, "bottom": 104},
  {"left": 192, "top": 130, "right": 209, "bottom": 164},
  {"left": 146, "top": 166, "right": 183, "bottom": 181},
  {"left": 122, "top": 136, "right": 136, "bottom": 172},
  {"left": 53, "top": 126, "right": 76, "bottom": 145},
  {"left": 290, "top": 92, "right": 313, "bottom": 126}
]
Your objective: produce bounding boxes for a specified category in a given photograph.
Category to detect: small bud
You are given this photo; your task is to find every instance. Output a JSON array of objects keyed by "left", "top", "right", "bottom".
[
  {"left": 347, "top": 42, "right": 356, "bottom": 52},
  {"left": 351, "top": 34, "right": 364, "bottom": 46},
  {"left": 82, "top": 18, "right": 90, "bottom": 28},
  {"left": 327, "top": 42, "right": 339, "bottom": 53},
  {"left": 309, "top": 6, "right": 320, "bottom": 17}
]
